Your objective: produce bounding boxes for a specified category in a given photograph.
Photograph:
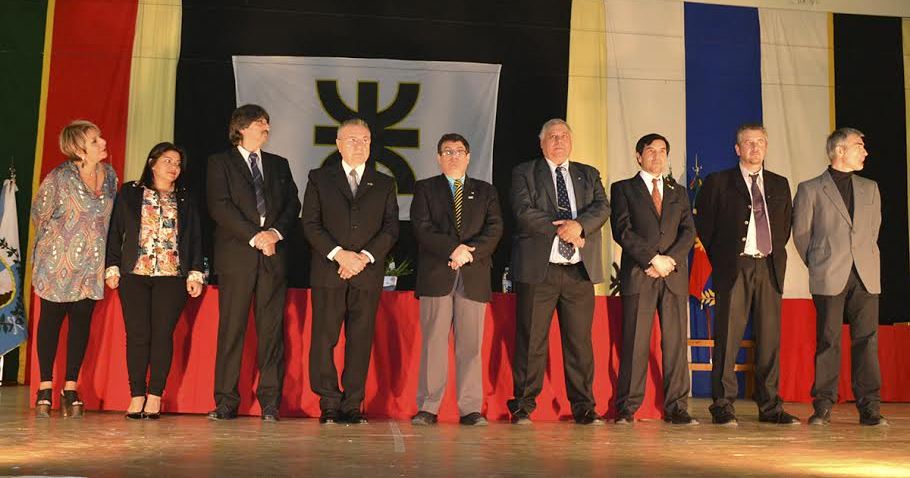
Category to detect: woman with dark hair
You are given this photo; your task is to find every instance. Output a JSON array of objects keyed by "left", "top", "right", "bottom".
[
  {"left": 32, "top": 120, "right": 118, "bottom": 418},
  {"left": 105, "top": 142, "right": 204, "bottom": 419}
]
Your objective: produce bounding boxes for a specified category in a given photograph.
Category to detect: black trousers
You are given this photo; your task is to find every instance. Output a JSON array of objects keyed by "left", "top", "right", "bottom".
[
  {"left": 309, "top": 284, "right": 381, "bottom": 414},
  {"left": 37, "top": 299, "right": 95, "bottom": 382},
  {"left": 615, "top": 279, "right": 690, "bottom": 416},
  {"left": 37, "top": 298, "right": 96, "bottom": 382},
  {"left": 508, "top": 263, "right": 596, "bottom": 418},
  {"left": 711, "top": 256, "right": 784, "bottom": 417},
  {"left": 811, "top": 267, "right": 881, "bottom": 413},
  {"left": 119, "top": 274, "right": 188, "bottom": 397},
  {"left": 214, "top": 267, "right": 288, "bottom": 412}
]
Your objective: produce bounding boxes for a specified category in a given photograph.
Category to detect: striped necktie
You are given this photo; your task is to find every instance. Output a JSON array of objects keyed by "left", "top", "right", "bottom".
[
  {"left": 249, "top": 152, "right": 267, "bottom": 217},
  {"left": 453, "top": 178, "right": 463, "bottom": 232}
]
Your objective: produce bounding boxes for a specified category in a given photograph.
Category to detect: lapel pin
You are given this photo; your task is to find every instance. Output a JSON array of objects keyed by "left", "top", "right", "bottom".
[{"left": 366, "top": 182, "right": 373, "bottom": 186}]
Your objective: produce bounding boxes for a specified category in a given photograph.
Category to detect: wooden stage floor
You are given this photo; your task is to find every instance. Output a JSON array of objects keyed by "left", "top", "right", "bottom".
[{"left": 1, "top": 385, "right": 908, "bottom": 477}]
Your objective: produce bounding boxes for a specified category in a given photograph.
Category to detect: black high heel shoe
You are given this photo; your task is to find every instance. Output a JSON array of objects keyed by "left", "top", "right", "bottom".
[
  {"left": 61, "top": 390, "right": 84, "bottom": 418},
  {"left": 125, "top": 397, "right": 146, "bottom": 420},
  {"left": 143, "top": 397, "right": 161, "bottom": 420},
  {"left": 35, "top": 388, "right": 52, "bottom": 418}
]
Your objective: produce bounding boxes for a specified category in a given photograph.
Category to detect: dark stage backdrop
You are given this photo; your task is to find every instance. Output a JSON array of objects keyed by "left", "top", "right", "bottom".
[
  {"left": 175, "top": 0, "right": 572, "bottom": 289},
  {"left": 834, "top": 14, "right": 910, "bottom": 324}
]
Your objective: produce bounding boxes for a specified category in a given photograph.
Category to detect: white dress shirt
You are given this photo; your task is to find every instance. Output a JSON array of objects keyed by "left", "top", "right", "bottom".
[
  {"left": 546, "top": 158, "right": 582, "bottom": 264},
  {"left": 739, "top": 163, "right": 772, "bottom": 255},
  {"left": 237, "top": 146, "right": 283, "bottom": 246}
]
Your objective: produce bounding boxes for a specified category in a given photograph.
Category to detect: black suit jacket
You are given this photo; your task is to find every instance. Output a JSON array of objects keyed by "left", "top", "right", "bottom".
[
  {"left": 301, "top": 161, "right": 399, "bottom": 289},
  {"left": 610, "top": 174, "right": 695, "bottom": 297},
  {"left": 106, "top": 181, "right": 204, "bottom": 276},
  {"left": 410, "top": 175, "right": 503, "bottom": 302},
  {"left": 694, "top": 166, "right": 792, "bottom": 293},
  {"left": 510, "top": 158, "right": 610, "bottom": 284},
  {"left": 206, "top": 148, "right": 301, "bottom": 276}
]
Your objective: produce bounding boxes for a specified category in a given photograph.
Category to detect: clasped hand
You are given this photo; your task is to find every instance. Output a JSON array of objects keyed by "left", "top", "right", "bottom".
[
  {"left": 645, "top": 254, "right": 676, "bottom": 278},
  {"left": 336, "top": 250, "right": 370, "bottom": 280},
  {"left": 253, "top": 230, "right": 280, "bottom": 256},
  {"left": 448, "top": 244, "right": 476, "bottom": 270},
  {"left": 552, "top": 219, "right": 585, "bottom": 248}
]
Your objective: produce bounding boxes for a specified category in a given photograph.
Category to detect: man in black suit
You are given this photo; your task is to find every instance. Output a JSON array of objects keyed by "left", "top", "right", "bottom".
[
  {"left": 507, "top": 119, "right": 610, "bottom": 425},
  {"left": 694, "top": 123, "right": 799, "bottom": 425},
  {"left": 206, "top": 104, "right": 301, "bottom": 421},
  {"left": 409, "top": 133, "right": 503, "bottom": 427},
  {"left": 302, "top": 118, "right": 399, "bottom": 424},
  {"left": 611, "top": 133, "right": 697, "bottom": 425}
]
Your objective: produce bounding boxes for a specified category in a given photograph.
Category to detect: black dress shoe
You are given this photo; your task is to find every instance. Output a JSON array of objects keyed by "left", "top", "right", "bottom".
[
  {"left": 207, "top": 408, "right": 238, "bottom": 420},
  {"left": 261, "top": 406, "right": 280, "bottom": 422},
  {"left": 574, "top": 409, "right": 605, "bottom": 426},
  {"left": 510, "top": 409, "right": 532, "bottom": 425},
  {"left": 614, "top": 410, "right": 634, "bottom": 424},
  {"left": 664, "top": 409, "right": 699, "bottom": 425},
  {"left": 343, "top": 410, "right": 368, "bottom": 424},
  {"left": 859, "top": 410, "right": 889, "bottom": 426},
  {"left": 759, "top": 410, "right": 800, "bottom": 425},
  {"left": 319, "top": 409, "right": 339, "bottom": 424},
  {"left": 459, "top": 412, "right": 488, "bottom": 426},
  {"left": 711, "top": 407, "right": 738, "bottom": 426},
  {"left": 411, "top": 411, "right": 438, "bottom": 426},
  {"left": 808, "top": 409, "right": 831, "bottom": 426},
  {"left": 125, "top": 411, "right": 144, "bottom": 420}
]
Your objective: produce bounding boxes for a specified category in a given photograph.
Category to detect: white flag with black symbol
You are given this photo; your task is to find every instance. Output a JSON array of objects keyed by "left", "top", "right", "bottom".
[{"left": 233, "top": 56, "right": 501, "bottom": 220}]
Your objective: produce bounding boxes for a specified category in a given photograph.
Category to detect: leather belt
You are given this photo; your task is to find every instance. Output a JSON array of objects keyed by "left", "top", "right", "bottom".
[{"left": 740, "top": 253, "right": 767, "bottom": 259}]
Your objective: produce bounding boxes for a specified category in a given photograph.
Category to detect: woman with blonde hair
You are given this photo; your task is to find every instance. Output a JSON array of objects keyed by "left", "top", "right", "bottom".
[{"left": 32, "top": 120, "right": 118, "bottom": 418}]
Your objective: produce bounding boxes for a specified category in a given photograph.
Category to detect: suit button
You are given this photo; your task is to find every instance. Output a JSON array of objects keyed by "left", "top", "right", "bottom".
[
  {"left": 741, "top": 237, "right": 746, "bottom": 242},
  {"left": 353, "top": 225, "right": 359, "bottom": 230},
  {"left": 744, "top": 221, "right": 749, "bottom": 225},
  {"left": 748, "top": 204, "right": 752, "bottom": 209}
]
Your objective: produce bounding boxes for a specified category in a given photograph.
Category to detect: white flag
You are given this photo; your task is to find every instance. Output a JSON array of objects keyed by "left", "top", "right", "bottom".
[{"left": 233, "top": 56, "right": 501, "bottom": 219}]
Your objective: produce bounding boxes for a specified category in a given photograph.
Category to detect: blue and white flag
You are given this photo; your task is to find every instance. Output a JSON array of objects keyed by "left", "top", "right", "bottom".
[{"left": 0, "top": 178, "right": 25, "bottom": 356}]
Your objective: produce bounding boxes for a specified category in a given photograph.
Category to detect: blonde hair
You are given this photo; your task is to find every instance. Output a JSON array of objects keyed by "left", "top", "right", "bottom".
[{"left": 59, "top": 120, "right": 100, "bottom": 160}]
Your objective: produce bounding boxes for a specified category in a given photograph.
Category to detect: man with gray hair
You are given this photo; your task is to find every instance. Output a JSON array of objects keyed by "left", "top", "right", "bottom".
[
  {"left": 792, "top": 127, "right": 887, "bottom": 426},
  {"left": 302, "top": 118, "right": 399, "bottom": 424},
  {"left": 507, "top": 118, "right": 610, "bottom": 425}
]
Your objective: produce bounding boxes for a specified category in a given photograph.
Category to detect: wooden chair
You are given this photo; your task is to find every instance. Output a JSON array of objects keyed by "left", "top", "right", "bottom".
[{"left": 688, "top": 339, "right": 756, "bottom": 398}]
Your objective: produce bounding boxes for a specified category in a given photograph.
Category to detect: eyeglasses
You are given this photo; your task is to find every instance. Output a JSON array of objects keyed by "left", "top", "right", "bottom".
[
  {"left": 440, "top": 149, "right": 468, "bottom": 158},
  {"left": 340, "top": 137, "right": 371, "bottom": 147}
]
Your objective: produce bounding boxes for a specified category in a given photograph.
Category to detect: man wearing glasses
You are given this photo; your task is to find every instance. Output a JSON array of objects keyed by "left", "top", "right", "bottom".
[
  {"left": 507, "top": 119, "right": 610, "bottom": 425},
  {"left": 409, "top": 133, "right": 503, "bottom": 426},
  {"left": 793, "top": 128, "right": 887, "bottom": 426},
  {"left": 302, "top": 118, "right": 399, "bottom": 424}
]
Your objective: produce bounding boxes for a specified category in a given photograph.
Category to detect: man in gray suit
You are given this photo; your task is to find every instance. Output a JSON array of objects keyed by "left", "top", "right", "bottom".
[{"left": 793, "top": 127, "right": 886, "bottom": 426}]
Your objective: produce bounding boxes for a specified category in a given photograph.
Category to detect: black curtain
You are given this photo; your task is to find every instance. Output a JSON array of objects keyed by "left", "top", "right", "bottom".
[{"left": 834, "top": 13, "right": 909, "bottom": 324}]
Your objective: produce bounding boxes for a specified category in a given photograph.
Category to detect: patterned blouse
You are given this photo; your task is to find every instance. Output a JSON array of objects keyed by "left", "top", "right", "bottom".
[
  {"left": 133, "top": 188, "right": 180, "bottom": 276},
  {"left": 32, "top": 161, "right": 118, "bottom": 302}
]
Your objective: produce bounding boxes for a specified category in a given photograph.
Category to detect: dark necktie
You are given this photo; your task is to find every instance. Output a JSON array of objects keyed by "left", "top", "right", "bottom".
[
  {"left": 349, "top": 168, "right": 359, "bottom": 196},
  {"left": 555, "top": 166, "right": 575, "bottom": 260},
  {"left": 750, "top": 173, "right": 772, "bottom": 255},
  {"left": 453, "top": 178, "right": 463, "bottom": 233},
  {"left": 249, "top": 152, "right": 267, "bottom": 217},
  {"left": 652, "top": 177, "right": 662, "bottom": 216}
]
